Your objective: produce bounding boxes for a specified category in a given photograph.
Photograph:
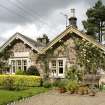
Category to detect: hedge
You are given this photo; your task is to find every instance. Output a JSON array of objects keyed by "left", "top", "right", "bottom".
[{"left": 0, "top": 75, "right": 41, "bottom": 90}]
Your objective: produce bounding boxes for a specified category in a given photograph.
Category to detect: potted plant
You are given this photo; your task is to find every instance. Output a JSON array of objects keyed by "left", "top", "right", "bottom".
[
  {"left": 89, "top": 89, "right": 96, "bottom": 96},
  {"left": 78, "top": 85, "right": 89, "bottom": 95},
  {"left": 89, "top": 85, "right": 96, "bottom": 96},
  {"left": 84, "top": 86, "right": 89, "bottom": 95},
  {"left": 78, "top": 86, "right": 84, "bottom": 95}
]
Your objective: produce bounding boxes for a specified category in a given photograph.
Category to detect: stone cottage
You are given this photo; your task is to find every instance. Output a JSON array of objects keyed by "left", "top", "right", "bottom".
[{"left": 0, "top": 15, "right": 105, "bottom": 78}]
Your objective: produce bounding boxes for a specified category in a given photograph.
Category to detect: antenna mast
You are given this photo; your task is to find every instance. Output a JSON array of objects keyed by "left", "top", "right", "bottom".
[
  {"left": 60, "top": 12, "right": 68, "bottom": 28},
  {"left": 71, "top": 8, "right": 75, "bottom": 17}
]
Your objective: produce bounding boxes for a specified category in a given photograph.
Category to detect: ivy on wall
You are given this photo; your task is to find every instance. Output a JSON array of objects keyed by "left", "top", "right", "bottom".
[{"left": 74, "top": 38, "right": 105, "bottom": 74}]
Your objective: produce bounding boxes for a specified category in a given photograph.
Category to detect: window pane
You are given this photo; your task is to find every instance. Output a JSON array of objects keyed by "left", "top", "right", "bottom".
[
  {"left": 17, "top": 66, "right": 21, "bottom": 70},
  {"left": 52, "top": 69, "right": 56, "bottom": 73},
  {"left": 51, "top": 60, "right": 56, "bottom": 67},
  {"left": 11, "top": 60, "right": 15, "bottom": 65},
  {"left": 23, "top": 60, "right": 27, "bottom": 71},
  {"left": 7, "top": 69, "right": 10, "bottom": 73},
  {"left": 13, "top": 66, "right": 15, "bottom": 73},
  {"left": 17, "top": 60, "right": 21, "bottom": 65},
  {"left": 24, "top": 66, "right": 27, "bottom": 71},
  {"left": 59, "top": 60, "right": 63, "bottom": 66},
  {"left": 59, "top": 67, "right": 63, "bottom": 74},
  {"left": 23, "top": 60, "right": 27, "bottom": 65}
]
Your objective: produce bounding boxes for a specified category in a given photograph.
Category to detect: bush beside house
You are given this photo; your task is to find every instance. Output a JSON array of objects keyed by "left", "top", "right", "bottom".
[{"left": 15, "top": 66, "right": 40, "bottom": 76}]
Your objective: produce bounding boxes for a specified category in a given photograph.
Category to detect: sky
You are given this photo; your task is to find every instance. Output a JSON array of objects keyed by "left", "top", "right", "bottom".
[{"left": 0, "top": 0, "right": 105, "bottom": 45}]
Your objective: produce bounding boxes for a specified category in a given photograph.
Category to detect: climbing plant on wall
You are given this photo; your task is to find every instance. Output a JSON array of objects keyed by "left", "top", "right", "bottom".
[{"left": 74, "top": 37, "right": 105, "bottom": 74}]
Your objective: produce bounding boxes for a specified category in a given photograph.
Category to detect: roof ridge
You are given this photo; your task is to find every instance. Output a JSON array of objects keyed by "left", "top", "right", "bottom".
[{"left": 17, "top": 33, "right": 45, "bottom": 47}]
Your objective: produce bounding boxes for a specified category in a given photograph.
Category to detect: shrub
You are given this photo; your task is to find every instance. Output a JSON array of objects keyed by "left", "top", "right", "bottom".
[
  {"left": 58, "top": 79, "right": 68, "bottom": 88},
  {"left": 0, "top": 75, "right": 41, "bottom": 90},
  {"left": 53, "top": 79, "right": 61, "bottom": 87},
  {"left": 43, "top": 80, "right": 52, "bottom": 88},
  {"left": 66, "top": 80, "right": 79, "bottom": 93},
  {"left": 56, "top": 79, "right": 68, "bottom": 93},
  {"left": 15, "top": 69, "right": 26, "bottom": 75},
  {"left": 14, "top": 77, "right": 27, "bottom": 90},
  {"left": 66, "top": 65, "right": 78, "bottom": 80},
  {"left": 2, "top": 76, "right": 14, "bottom": 90},
  {"left": 26, "top": 66, "right": 40, "bottom": 75},
  {"left": 65, "top": 65, "right": 82, "bottom": 81}
]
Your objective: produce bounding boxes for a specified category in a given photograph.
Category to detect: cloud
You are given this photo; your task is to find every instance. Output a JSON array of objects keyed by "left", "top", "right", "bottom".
[
  {"left": 0, "top": 36, "right": 6, "bottom": 45},
  {"left": 0, "top": 0, "right": 72, "bottom": 24},
  {"left": 0, "top": 0, "right": 105, "bottom": 45},
  {"left": 0, "top": 0, "right": 104, "bottom": 24}
]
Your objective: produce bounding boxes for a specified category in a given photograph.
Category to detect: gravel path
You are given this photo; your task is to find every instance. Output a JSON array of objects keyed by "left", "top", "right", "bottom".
[{"left": 14, "top": 90, "right": 105, "bottom": 105}]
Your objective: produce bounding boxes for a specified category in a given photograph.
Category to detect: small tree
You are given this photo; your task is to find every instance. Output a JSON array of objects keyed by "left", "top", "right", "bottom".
[{"left": 0, "top": 49, "right": 12, "bottom": 73}]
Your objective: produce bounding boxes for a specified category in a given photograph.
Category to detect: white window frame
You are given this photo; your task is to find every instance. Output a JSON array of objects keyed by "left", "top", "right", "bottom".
[
  {"left": 50, "top": 60, "right": 57, "bottom": 76},
  {"left": 49, "top": 58, "right": 66, "bottom": 78},
  {"left": 58, "top": 59, "right": 64, "bottom": 77},
  {"left": 9, "top": 58, "right": 31, "bottom": 74}
]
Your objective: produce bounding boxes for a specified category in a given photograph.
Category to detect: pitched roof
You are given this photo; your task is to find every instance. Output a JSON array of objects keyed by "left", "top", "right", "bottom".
[
  {"left": 20, "top": 34, "right": 45, "bottom": 48},
  {"left": 1, "top": 26, "right": 105, "bottom": 54},
  {"left": 40, "top": 26, "right": 105, "bottom": 54},
  {"left": 0, "top": 32, "right": 44, "bottom": 53}
]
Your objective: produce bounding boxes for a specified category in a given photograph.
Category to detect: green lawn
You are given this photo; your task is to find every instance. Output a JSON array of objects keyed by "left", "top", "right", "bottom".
[{"left": 0, "top": 87, "right": 49, "bottom": 105}]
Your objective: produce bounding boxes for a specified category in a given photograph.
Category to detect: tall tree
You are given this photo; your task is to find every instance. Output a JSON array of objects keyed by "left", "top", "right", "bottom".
[
  {"left": 0, "top": 50, "right": 12, "bottom": 73},
  {"left": 83, "top": 0, "right": 105, "bottom": 42}
]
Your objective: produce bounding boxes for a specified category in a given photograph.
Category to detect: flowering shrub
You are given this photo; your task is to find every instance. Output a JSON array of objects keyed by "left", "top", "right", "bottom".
[
  {"left": 0, "top": 75, "right": 41, "bottom": 90},
  {"left": 66, "top": 80, "right": 79, "bottom": 93}
]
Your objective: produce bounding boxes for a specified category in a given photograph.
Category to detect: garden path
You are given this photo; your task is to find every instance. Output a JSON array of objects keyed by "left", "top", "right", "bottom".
[{"left": 14, "top": 90, "right": 105, "bottom": 105}]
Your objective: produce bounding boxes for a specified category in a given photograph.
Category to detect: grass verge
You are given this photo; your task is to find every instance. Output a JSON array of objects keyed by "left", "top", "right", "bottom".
[{"left": 0, "top": 87, "right": 49, "bottom": 105}]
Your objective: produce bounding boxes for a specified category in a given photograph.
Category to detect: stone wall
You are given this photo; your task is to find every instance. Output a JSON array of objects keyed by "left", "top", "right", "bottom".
[
  {"left": 43, "top": 36, "right": 77, "bottom": 78},
  {"left": 47, "top": 37, "right": 77, "bottom": 66},
  {"left": 5, "top": 36, "right": 78, "bottom": 78},
  {"left": 7, "top": 39, "right": 44, "bottom": 77}
]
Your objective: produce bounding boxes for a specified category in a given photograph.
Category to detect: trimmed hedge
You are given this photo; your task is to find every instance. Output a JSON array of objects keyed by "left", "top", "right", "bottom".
[{"left": 0, "top": 75, "right": 41, "bottom": 90}]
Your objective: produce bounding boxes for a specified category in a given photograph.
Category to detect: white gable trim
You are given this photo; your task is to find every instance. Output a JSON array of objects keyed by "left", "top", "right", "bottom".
[
  {"left": 71, "top": 27, "right": 105, "bottom": 52},
  {"left": 40, "top": 27, "right": 72, "bottom": 54},
  {"left": 0, "top": 33, "right": 40, "bottom": 53},
  {"left": 40, "top": 26, "right": 105, "bottom": 54}
]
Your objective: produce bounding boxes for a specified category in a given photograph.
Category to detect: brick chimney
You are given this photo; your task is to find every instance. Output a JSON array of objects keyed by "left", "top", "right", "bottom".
[
  {"left": 37, "top": 34, "right": 49, "bottom": 46},
  {"left": 69, "top": 9, "right": 77, "bottom": 28}
]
